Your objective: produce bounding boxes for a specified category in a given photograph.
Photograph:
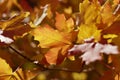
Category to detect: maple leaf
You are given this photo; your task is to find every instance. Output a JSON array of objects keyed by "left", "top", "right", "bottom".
[
  {"left": 31, "top": 13, "right": 77, "bottom": 64},
  {"left": 69, "top": 37, "right": 119, "bottom": 65},
  {"left": 0, "top": 57, "right": 39, "bottom": 80},
  {"left": 79, "top": 0, "right": 100, "bottom": 24},
  {"left": 45, "top": 45, "right": 70, "bottom": 64},
  {"left": 55, "top": 12, "right": 74, "bottom": 32},
  {"left": 44, "top": 47, "right": 61, "bottom": 64},
  {"left": 77, "top": 23, "right": 101, "bottom": 43},
  {"left": 0, "top": 58, "right": 12, "bottom": 80},
  {"left": 31, "top": 24, "right": 74, "bottom": 64},
  {"left": 31, "top": 25, "right": 71, "bottom": 48}
]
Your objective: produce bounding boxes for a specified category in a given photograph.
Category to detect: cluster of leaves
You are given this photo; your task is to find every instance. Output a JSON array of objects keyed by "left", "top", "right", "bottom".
[{"left": 0, "top": 0, "right": 120, "bottom": 80}]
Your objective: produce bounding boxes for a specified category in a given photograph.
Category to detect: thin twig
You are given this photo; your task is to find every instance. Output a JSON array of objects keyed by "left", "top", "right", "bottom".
[
  {"left": 8, "top": 45, "right": 82, "bottom": 73},
  {"left": 9, "top": 45, "right": 46, "bottom": 70}
]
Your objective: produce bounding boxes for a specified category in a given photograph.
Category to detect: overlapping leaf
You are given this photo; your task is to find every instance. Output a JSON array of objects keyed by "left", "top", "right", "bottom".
[
  {"left": 31, "top": 13, "right": 77, "bottom": 64},
  {"left": 77, "top": 23, "right": 101, "bottom": 43},
  {"left": 55, "top": 12, "right": 74, "bottom": 32},
  {"left": 31, "top": 25, "right": 71, "bottom": 48},
  {"left": 79, "top": 0, "right": 100, "bottom": 24},
  {"left": 0, "top": 58, "right": 12, "bottom": 80},
  {"left": 0, "top": 12, "right": 32, "bottom": 44},
  {"left": 100, "top": 0, "right": 120, "bottom": 26}
]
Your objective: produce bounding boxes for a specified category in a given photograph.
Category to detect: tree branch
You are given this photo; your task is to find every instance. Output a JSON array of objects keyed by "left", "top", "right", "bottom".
[
  {"left": 8, "top": 45, "right": 83, "bottom": 73},
  {"left": 9, "top": 45, "right": 46, "bottom": 70}
]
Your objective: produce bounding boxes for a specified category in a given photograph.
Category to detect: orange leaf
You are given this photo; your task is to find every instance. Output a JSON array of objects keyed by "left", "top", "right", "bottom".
[
  {"left": 55, "top": 12, "right": 66, "bottom": 31},
  {"left": 45, "top": 47, "right": 61, "bottom": 64},
  {"left": 55, "top": 12, "right": 74, "bottom": 32},
  {"left": 45, "top": 45, "right": 70, "bottom": 65}
]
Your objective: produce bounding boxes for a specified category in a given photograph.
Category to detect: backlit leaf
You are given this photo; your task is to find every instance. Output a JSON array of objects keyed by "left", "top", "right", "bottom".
[
  {"left": 55, "top": 12, "right": 74, "bottom": 32},
  {"left": 0, "top": 12, "right": 30, "bottom": 30},
  {"left": 77, "top": 23, "right": 101, "bottom": 43},
  {"left": 0, "top": 58, "right": 12, "bottom": 80},
  {"left": 31, "top": 25, "right": 71, "bottom": 48}
]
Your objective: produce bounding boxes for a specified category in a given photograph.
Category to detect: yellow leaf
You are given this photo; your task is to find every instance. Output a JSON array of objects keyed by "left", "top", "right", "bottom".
[
  {"left": 68, "top": 56, "right": 75, "bottom": 61},
  {"left": 77, "top": 23, "right": 101, "bottom": 43},
  {"left": 36, "top": 73, "right": 46, "bottom": 80},
  {"left": 64, "top": 7, "right": 72, "bottom": 14},
  {"left": 0, "top": 12, "right": 30, "bottom": 30},
  {"left": 66, "top": 18, "right": 74, "bottom": 32},
  {"left": 79, "top": 0, "right": 90, "bottom": 15},
  {"left": 0, "top": 58, "right": 12, "bottom": 80},
  {"left": 13, "top": 68, "right": 24, "bottom": 80},
  {"left": 72, "top": 72, "right": 87, "bottom": 80},
  {"left": 103, "top": 34, "right": 118, "bottom": 43},
  {"left": 31, "top": 25, "right": 71, "bottom": 48},
  {"left": 79, "top": 0, "right": 100, "bottom": 24},
  {"left": 84, "top": 3, "right": 99, "bottom": 24}
]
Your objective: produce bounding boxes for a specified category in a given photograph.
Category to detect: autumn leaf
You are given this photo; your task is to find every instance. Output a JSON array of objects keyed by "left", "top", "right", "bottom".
[
  {"left": 100, "top": 0, "right": 120, "bottom": 26},
  {"left": 72, "top": 72, "right": 87, "bottom": 80},
  {"left": 31, "top": 24, "right": 73, "bottom": 64},
  {"left": 55, "top": 12, "right": 74, "bottom": 32},
  {"left": 44, "top": 47, "right": 61, "bottom": 64},
  {"left": 69, "top": 37, "right": 119, "bottom": 65},
  {"left": 103, "top": 34, "right": 118, "bottom": 43},
  {"left": 31, "top": 25, "right": 71, "bottom": 48},
  {"left": 0, "top": 58, "right": 22, "bottom": 80},
  {"left": 0, "top": 12, "right": 32, "bottom": 42},
  {"left": 79, "top": 0, "right": 100, "bottom": 24},
  {"left": 0, "top": 58, "right": 12, "bottom": 80},
  {"left": 0, "top": 12, "right": 30, "bottom": 30},
  {"left": 79, "top": 0, "right": 90, "bottom": 16},
  {"left": 31, "top": 13, "right": 77, "bottom": 64},
  {"left": 77, "top": 23, "right": 101, "bottom": 43},
  {"left": 3, "top": 23, "right": 31, "bottom": 39}
]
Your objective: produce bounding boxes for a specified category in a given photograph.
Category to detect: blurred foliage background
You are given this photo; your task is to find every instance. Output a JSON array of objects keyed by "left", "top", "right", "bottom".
[{"left": 0, "top": 0, "right": 120, "bottom": 80}]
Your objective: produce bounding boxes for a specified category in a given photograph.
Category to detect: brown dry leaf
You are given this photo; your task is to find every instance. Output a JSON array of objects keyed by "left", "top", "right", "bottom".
[{"left": 0, "top": 12, "right": 30, "bottom": 30}]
